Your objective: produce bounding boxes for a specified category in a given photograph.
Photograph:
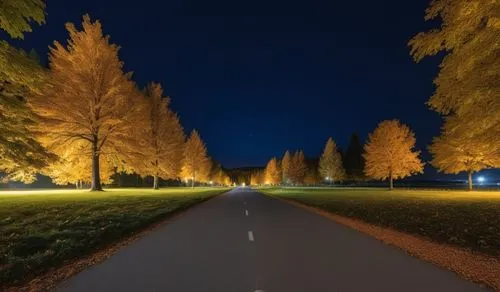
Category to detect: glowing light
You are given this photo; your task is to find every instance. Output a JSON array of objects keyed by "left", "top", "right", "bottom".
[
  {"left": 477, "top": 176, "right": 485, "bottom": 183},
  {"left": 209, "top": 180, "right": 213, "bottom": 185},
  {"left": 242, "top": 182, "right": 246, "bottom": 187}
]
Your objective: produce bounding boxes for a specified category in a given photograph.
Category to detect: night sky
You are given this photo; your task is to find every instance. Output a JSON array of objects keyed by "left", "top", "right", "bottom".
[{"left": 7, "top": 0, "right": 498, "bottom": 180}]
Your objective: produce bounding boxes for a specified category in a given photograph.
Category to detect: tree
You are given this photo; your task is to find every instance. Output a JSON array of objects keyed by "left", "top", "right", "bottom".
[
  {"left": 181, "top": 130, "right": 210, "bottom": 188},
  {"left": 264, "top": 157, "right": 281, "bottom": 185},
  {"left": 289, "top": 150, "right": 306, "bottom": 185},
  {"left": 363, "top": 120, "right": 424, "bottom": 189},
  {"left": 128, "top": 83, "right": 184, "bottom": 189},
  {"left": 409, "top": 0, "right": 500, "bottom": 173},
  {"left": 344, "top": 133, "right": 365, "bottom": 181},
  {"left": 281, "top": 150, "right": 291, "bottom": 183},
  {"left": 250, "top": 170, "right": 265, "bottom": 186},
  {"left": 319, "top": 137, "right": 345, "bottom": 183},
  {"left": 0, "top": 0, "right": 54, "bottom": 182},
  {"left": 29, "top": 15, "right": 138, "bottom": 191},
  {"left": 429, "top": 117, "right": 500, "bottom": 190}
]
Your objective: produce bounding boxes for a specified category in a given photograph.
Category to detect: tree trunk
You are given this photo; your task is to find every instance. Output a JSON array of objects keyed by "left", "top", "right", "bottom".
[
  {"left": 90, "top": 143, "right": 102, "bottom": 191},
  {"left": 389, "top": 172, "right": 394, "bottom": 190},
  {"left": 468, "top": 171, "right": 473, "bottom": 191},
  {"left": 192, "top": 172, "right": 196, "bottom": 189},
  {"left": 75, "top": 180, "right": 79, "bottom": 189},
  {"left": 153, "top": 175, "right": 159, "bottom": 190}
]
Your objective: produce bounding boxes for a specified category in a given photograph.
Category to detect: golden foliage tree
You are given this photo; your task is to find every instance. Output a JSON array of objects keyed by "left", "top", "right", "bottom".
[
  {"left": 289, "top": 150, "right": 306, "bottom": 185},
  {"left": 409, "top": 0, "right": 500, "bottom": 176},
  {"left": 128, "top": 83, "right": 185, "bottom": 189},
  {"left": 319, "top": 137, "right": 345, "bottom": 183},
  {"left": 30, "top": 15, "right": 138, "bottom": 191},
  {"left": 429, "top": 118, "right": 500, "bottom": 190},
  {"left": 181, "top": 130, "right": 210, "bottom": 188},
  {"left": 264, "top": 157, "right": 281, "bottom": 185},
  {"left": 363, "top": 120, "right": 424, "bottom": 189},
  {"left": 281, "top": 150, "right": 291, "bottom": 183},
  {"left": 250, "top": 170, "right": 265, "bottom": 186},
  {"left": 0, "top": 0, "right": 54, "bottom": 182}
]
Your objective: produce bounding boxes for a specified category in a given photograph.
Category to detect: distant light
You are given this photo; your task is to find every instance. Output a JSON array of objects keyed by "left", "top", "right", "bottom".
[
  {"left": 209, "top": 180, "right": 213, "bottom": 185},
  {"left": 325, "top": 177, "right": 330, "bottom": 180},
  {"left": 242, "top": 182, "right": 246, "bottom": 187},
  {"left": 477, "top": 176, "right": 485, "bottom": 183}
]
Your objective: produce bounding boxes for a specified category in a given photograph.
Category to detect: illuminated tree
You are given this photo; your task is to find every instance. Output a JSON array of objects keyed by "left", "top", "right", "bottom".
[
  {"left": 409, "top": 0, "right": 500, "bottom": 171},
  {"left": 429, "top": 117, "right": 500, "bottom": 190},
  {"left": 128, "top": 83, "right": 185, "bottom": 189},
  {"left": 264, "top": 157, "right": 281, "bottom": 185},
  {"left": 319, "top": 137, "right": 345, "bottom": 183},
  {"left": 363, "top": 120, "right": 424, "bottom": 189},
  {"left": 344, "top": 133, "right": 365, "bottom": 181},
  {"left": 29, "top": 15, "right": 138, "bottom": 191},
  {"left": 289, "top": 150, "right": 306, "bottom": 185},
  {"left": 250, "top": 170, "right": 265, "bottom": 186},
  {"left": 281, "top": 150, "right": 291, "bottom": 183},
  {"left": 181, "top": 130, "right": 210, "bottom": 188},
  {"left": 0, "top": 0, "right": 54, "bottom": 183}
]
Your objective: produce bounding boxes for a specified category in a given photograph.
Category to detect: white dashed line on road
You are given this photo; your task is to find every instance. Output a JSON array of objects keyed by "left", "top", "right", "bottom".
[
  {"left": 245, "top": 210, "right": 249, "bottom": 216},
  {"left": 248, "top": 231, "right": 254, "bottom": 242}
]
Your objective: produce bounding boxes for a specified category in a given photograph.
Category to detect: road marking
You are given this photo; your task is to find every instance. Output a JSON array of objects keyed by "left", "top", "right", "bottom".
[
  {"left": 248, "top": 231, "right": 254, "bottom": 242},
  {"left": 245, "top": 210, "right": 249, "bottom": 216}
]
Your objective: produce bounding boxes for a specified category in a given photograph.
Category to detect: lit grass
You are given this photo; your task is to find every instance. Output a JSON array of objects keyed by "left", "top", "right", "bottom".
[
  {"left": 0, "top": 187, "right": 229, "bottom": 285},
  {"left": 260, "top": 187, "right": 500, "bottom": 257}
]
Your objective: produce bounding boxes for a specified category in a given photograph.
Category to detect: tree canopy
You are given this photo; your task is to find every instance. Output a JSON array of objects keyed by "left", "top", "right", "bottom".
[
  {"left": 409, "top": 0, "right": 500, "bottom": 179},
  {"left": 363, "top": 120, "right": 424, "bottom": 189},
  {"left": 319, "top": 137, "right": 345, "bottom": 183},
  {"left": 265, "top": 157, "right": 281, "bottom": 185},
  {"left": 127, "top": 82, "right": 185, "bottom": 189},
  {"left": 30, "top": 15, "right": 139, "bottom": 190},
  {"left": 181, "top": 130, "right": 210, "bottom": 187}
]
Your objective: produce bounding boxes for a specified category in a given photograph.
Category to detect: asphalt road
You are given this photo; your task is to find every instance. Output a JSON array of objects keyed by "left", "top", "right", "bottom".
[{"left": 58, "top": 188, "right": 485, "bottom": 292}]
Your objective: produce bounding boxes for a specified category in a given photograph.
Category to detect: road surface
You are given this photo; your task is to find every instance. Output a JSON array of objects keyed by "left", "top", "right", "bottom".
[{"left": 58, "top": 188, "right": 485, "bottom": 292}]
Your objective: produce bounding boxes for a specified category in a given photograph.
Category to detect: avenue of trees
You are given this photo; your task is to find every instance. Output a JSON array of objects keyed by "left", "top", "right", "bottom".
[
  {"left": 1, "top": 0, "right": 498, "bottom": 191},
  {"left": 0, "top": 4, "right": 230, "bottom": 190},
  {"left": 252, "top": 0, "right": 499, "bottom": 190}
]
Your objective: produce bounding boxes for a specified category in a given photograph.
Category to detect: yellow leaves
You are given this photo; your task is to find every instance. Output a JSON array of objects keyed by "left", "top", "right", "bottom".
[
  {"left": 0, "top": 0, "right": 45, "bottom": 39},
  {"left": 410, "top": 0, "right": 500, "bottom": 175},
  {"left": 319, "top": 137, "right": 345, "bottom": 182},
  {"left": 288, "top": 150, "right": 307, "bottom": 184},
  {"left": 363, "top": 120, "right": 424, "bottom": 181},
  {"left": 265, "top": 157, "right": 281, "bottom": 185},
  {"left": 182, "top": 130, "right": 210, "bottom": 182}
]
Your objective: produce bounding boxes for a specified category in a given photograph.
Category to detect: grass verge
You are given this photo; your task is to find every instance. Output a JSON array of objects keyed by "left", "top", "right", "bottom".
[
  {"left": 259, "top": 187, "right": 500, "bottom": 258},
  {"left": 0, "top": 187, "right": 229, "bottom": 286}
]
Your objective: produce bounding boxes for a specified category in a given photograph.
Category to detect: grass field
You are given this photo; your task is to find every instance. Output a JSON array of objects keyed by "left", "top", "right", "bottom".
[
  {"left": 0, "top": 187, "right": 229, "bottom": 286},
  {"left": 260, "top": 188, "right": 500, "bottom": 258}
]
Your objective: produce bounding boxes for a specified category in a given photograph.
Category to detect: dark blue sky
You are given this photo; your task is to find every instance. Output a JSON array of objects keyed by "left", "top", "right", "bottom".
[{"left": 8, "top": 0, "right": 498, "bottom": 181}]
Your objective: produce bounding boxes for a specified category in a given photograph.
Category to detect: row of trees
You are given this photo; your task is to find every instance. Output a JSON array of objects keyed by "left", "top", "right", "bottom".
[
  {"left": 0, "top": 3, "right": 230, "bottom": 190},
  {"left": 254, "top": 0, "right": 500, "bottom": 190},
  {"left": 256, "top": 119, "right": 423, "bottom": 189}
]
